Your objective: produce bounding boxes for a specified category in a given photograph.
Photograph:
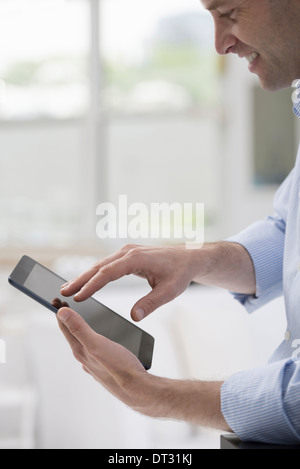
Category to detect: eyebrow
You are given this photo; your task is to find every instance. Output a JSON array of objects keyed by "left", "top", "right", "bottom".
[{"left": 204, "top": 1, "right": 226, "bottom": 11}]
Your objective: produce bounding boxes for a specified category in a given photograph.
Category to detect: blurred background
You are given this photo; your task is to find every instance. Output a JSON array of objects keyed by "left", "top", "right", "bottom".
[{"left": 0, "top": 0, "right": 299, "bottom": 449}]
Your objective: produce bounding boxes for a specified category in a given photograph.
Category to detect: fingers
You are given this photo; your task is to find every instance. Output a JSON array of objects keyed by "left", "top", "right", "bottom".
[
  {"left": 60, "top": 244, "right": 191, "bottom": 323},
  {"left": 57, "top": 307, "right": 145, "bottom": 377},
  {"left": 51, "top": 298, "right": 70, "bottom": 309},
  {"left": 60, "top": 246, "right": 137, "bottom": 300},
  {"left": 57, "top": 308, "right": 110, "bottom": 380},
  {"left": 60, "top": 263, "right": 101, "bottom": 297},
  {"left": 57, "top": 304, "right": 151, "bottom": 413},
  {"left": 61, "top": 246, "right": 142, "bottom": 302},
  {"left": 74, "top": 257, "right": 138, "bottom": 301}
]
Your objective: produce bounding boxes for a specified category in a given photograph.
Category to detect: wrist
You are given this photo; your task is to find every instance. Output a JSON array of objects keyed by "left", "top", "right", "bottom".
[
  {"left": 190, "top": 241, "right": 256, "bottom": 294},
  {"left": 134, "top": 372, "right": 229, "bottom": 431},
  {"left": 186, "top": 242, "right": 220, "bottom": 283}
]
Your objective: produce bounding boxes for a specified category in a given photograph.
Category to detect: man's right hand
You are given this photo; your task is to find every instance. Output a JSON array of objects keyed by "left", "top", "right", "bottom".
[
  {"left": 61, "top": 244, "right": 198, "bottom": 322},
  {"left": 61, "top": 241, "right": 256, "bottom": 322}
]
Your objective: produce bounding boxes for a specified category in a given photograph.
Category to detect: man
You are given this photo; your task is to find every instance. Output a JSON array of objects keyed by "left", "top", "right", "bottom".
[{"left": 57, "top": 0, "right": 300, "bottom": 445}]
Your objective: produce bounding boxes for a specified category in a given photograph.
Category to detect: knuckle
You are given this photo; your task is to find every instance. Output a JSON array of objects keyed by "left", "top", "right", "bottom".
[
  {"left": 121, "top": 243, "right": 138, "bottom": 252},
  {"left": 92, "top": 261, "right": 101, "bottom": 272},
  {"left": 72, "top": 344, "right": 85, "bottom": 362},
  {"left": 99, "top": 264, "right": 114, "bottom": 282},
  {"left": 69, "top": 320, "right": 81, "bottom": 336},
  {"left": 143, "top": 296, "right": 157, "bottom": 313},
  {"left": 166, "top": 281, "right": 178, "bottom": 299},
  {"left": 67, "top": 316, "right": 85, "bottom": 339},
  {"left": 86, "top": 343, "right": 101, "bottom": 361},
  {"left": 99, "top": 264, "right": 109, "bottom": 274},
  {"left": 126, "top": 246, "right": 142, "bottom": 258}
]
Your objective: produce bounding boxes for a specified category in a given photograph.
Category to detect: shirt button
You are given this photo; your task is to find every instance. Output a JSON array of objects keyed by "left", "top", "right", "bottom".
[
  {"left": 297, "top": 262, "right": 300, "bottom": 271},
  {"left": 285, "top": 330, "right": 291, "bottom": 341}
]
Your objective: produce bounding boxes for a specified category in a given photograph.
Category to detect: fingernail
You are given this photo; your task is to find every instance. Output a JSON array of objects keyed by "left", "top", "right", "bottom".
[
  {"left": 135, "top": 308, "right": 144, "bottom": 321},
  {"left": 61, "top": 282, "right": 69, "bottom": 290},
  {"left": 58, "top": 308, "right": 70, "bottom": 323}
]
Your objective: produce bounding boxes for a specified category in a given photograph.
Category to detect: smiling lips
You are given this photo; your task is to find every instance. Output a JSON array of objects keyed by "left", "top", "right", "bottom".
[{"left": 245, "top": 52, "right": 259, "bottom": 64}]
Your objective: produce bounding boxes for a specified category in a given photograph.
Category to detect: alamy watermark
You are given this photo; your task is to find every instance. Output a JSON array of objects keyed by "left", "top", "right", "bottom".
[
  {"left": 0, "top": 339, "right": 6, "bottom": 364},
  {"left": 96, "top": 195, "right": 204, "bottom": 246}
]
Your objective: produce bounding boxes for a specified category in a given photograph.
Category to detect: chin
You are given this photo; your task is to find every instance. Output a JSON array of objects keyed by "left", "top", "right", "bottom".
[
  {"left": 258, "top": 76, "right": 292, "bottom": 92},
  {"left": 257, "top": 66, "right": 296, "bottom": 91}
]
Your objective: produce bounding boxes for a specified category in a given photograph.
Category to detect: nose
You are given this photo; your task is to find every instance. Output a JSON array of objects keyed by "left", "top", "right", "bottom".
[{"left": 214, "top": 18, "right": 237, "bottom": 55}]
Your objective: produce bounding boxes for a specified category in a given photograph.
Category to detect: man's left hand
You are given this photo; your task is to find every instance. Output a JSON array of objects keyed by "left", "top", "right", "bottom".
[{"left": 57, "top": 307, "right": 151, "bottom": 411}]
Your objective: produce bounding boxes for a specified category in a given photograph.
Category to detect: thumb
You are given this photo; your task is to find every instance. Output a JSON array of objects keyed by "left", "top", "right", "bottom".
[
  {"left": 131, "top": 283, "right": 170, "bottom": 321},
  {"left": 57, "top": 307, "right": 98, "bottom": 348}
]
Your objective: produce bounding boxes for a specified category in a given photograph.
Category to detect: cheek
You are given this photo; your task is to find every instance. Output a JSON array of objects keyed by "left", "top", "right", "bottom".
[{"left": 233, "top": 9, "right": 272, "bottom": 50}]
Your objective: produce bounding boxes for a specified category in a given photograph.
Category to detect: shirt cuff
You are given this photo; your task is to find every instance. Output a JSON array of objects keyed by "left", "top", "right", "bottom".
[
  {"left": 226, "top": 217, "right": 285, "bottom": 313},
  {"left": 221, "top": 359, "right": 300, "bottom": 445}
]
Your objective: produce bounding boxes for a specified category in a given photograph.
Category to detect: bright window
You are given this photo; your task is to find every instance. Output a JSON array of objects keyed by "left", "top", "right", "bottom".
[
  {"left": 0, "top": 0, "right": 90, "bottom": 249},
  {"left": 101, "top": 0, "right": 217, "bottom": 114},
  {"left": 102, "top": 0, "right": 221, "bottom": 246},
  {"left": 0, "top": 0, "right": 89, "bottom": 120},
  {"left": 0, "top": 0, "right": 221, "bottom": 252}
]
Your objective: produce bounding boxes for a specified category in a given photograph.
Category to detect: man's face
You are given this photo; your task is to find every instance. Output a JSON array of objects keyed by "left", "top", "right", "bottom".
[{"left": 201, "top": 0, "right": 300, "bottom": 90}]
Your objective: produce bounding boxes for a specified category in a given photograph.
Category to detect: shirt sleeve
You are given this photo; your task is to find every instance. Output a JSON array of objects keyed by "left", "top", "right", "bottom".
[
  {"left": 227, "top": 168, "right": 294, "bottom": 313},
  {"left": 221, "top": 358, "right": 300, "bottom": 445}
]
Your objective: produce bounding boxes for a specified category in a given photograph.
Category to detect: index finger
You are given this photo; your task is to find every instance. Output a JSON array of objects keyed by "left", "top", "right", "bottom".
[
  {"left": 61, "top": 249, "right": 128, "bottom": 297},
  {"left": 60, "top": 263, "right": 100, "bottom": 297},
  {"left": 72, "top": 254, "right": 139, "bottom": 301}
]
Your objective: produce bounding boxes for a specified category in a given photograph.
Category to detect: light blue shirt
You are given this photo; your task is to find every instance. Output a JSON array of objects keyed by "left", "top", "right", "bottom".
[{"left": 221, "top": 109, "right": 300, "bottom": 444}]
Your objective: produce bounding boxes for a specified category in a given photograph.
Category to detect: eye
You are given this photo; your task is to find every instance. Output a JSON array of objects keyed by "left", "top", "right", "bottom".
[{"left": 219, "top": 9, "right": 236, "bottom": 20}]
